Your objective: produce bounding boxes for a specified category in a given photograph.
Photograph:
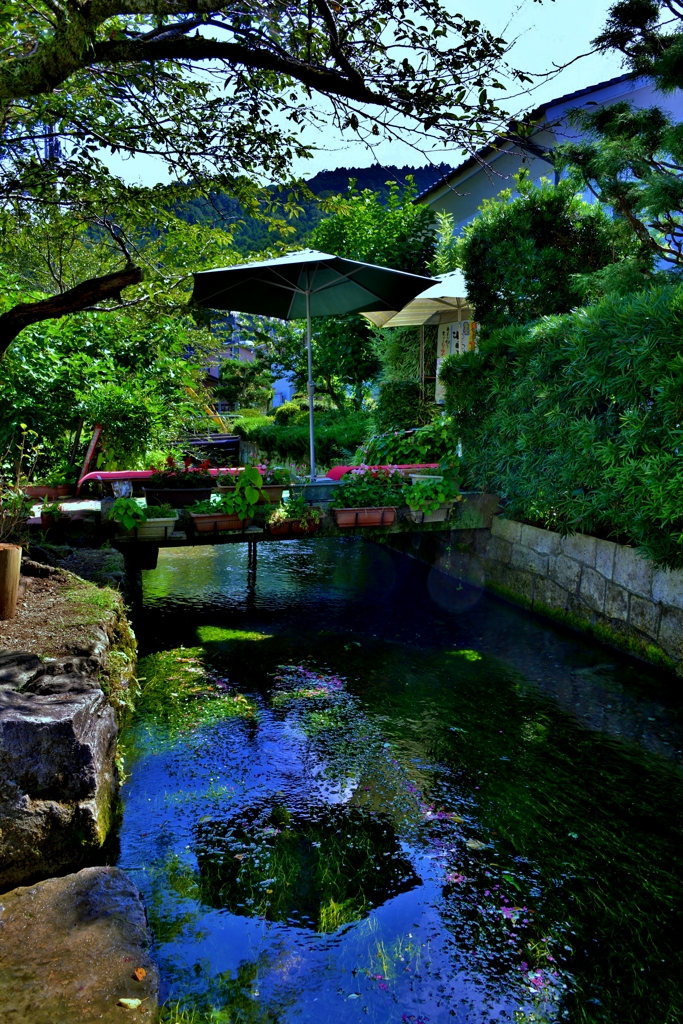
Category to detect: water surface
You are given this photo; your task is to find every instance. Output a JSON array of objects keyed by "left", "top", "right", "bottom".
[{"left": 118, "top": 538, "right": 683, "bottom": 1023}]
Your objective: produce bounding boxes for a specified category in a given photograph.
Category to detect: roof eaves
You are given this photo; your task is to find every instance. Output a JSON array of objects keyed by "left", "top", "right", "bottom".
[{"left": 416, "top": 71, "right": 638, "bottom": 203}]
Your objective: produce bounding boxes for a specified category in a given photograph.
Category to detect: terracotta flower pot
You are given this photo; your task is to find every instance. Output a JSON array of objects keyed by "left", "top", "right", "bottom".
[
  {"left": 291, "top": 520, "right": 319, "bottom": 535},
  {"left": 25, "top": 485, "right": 73, "bottom": 500},
  {"left": 40, "top": 513, "right": 57, "bottom": 531},
  {"left": 267, "top": 519, "right": 320, "bottom": 537},
  {"left": 190, "top": 512, "right": 250, "bottom": 533},
  {"left": 267, "top": 519, "right": 295, "bottom": 537},
  {"left": 333, "top": 507, "right": 396, "bottom": 528},
  {"left": 143, "top": 486, "right": 213, "bottom": 508}
]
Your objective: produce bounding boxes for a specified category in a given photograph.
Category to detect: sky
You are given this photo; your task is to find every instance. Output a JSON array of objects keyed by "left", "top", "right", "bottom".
[{"left": 106, "top": 0, "right": 627, "bottom": 184}]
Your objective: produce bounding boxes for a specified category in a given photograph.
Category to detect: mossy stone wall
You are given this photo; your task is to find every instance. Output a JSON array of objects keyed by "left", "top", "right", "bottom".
[{"left": 388, "top": 517, "right": 683, "bottom": 676}]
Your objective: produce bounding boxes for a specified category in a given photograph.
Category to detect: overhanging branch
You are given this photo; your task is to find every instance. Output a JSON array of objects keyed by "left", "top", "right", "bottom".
[{"left": 0, "top": 267, "right": 143, "bottom": 355}]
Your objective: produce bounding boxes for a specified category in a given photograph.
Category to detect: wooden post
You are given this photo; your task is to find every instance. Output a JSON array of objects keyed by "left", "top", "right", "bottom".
[{"left": 0, "top": 543, "right": 22, "bottom": 620}]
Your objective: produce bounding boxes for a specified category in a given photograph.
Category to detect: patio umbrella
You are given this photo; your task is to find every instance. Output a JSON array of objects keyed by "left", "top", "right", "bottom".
[
  {"left": 361, "top": 270, "right": 470, "bottom": 328},
  {"left": 192, "top": 250, "right": 433, "bottom": 479}
]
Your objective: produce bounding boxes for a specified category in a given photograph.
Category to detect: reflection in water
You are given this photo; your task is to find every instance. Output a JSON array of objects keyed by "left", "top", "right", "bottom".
[{"left": 117, "top": 538, "right": 683, "bottom": 1023}]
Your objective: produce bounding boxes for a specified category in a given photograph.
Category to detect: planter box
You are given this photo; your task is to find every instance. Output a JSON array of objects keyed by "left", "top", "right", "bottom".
[
  {"left": 25, "top": 485, "right": 72, "bottom": 500},
  {"left": 116, "top": 517, "right": 178, "bottom": 541},
  {"left": 190, "top": 512, "right": 250, "bottom": 533},
  {"left": 333, "top": 507, "right": 396, "bottom": 528},
  {"left": 406, "top": 502, "right": 453, "bottom": 525},
  {"left": 267, "top": 519, "right": 320, "bottom": 537},
  {"left": 217, "top": 483, "right": 287, "bottom": 505},
  {"left": 143, "top": 486, "right": 213, "bottom": 508},
  {"left": 409, "top": 474, "right": 444, "bottom": 485}
]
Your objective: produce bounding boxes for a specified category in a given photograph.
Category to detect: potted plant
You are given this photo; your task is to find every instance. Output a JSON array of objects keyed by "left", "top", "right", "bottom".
[
  {"left": 143, "top": 456, "right": 214, "bottom": 508},
  {"left": 25, "top": 463, "right": 79, "bottom": 500},
  {"left": 189, "top": 466, "right": 263, "bottom": 533},
  {"left": 405, "top": 475, "right": 459, "bottom": 524},
  {"left": 267, "top": 494, "right": 324, "bottom": 537},
  {"left": 218, "top": 462, "right": 290, "bottom": 504},
  {"left": 39, "top": 497, "right": 69, "bottom": 533},
  {"left": 110, "top": 498, "right": 178, "bottom": 540},
  {"left": 331, "top": 466, "right": 405, "bottom": 528}
]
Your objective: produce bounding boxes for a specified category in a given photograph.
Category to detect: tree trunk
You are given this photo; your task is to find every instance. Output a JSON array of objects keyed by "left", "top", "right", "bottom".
[{"left": 0, "top": 544, "right": 22, "bottom": 620}]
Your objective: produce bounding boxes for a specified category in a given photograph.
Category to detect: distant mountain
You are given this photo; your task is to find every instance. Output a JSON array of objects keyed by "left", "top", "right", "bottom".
[
  {"left": 176, "top": 162, "right": 452, "bottom": 254},
  {"left": 305, "top": 162, "right": 453, "bottom": 198}
]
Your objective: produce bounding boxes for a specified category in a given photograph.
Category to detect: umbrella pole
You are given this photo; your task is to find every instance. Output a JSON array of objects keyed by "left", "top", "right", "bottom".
[{"left": 305, "top": 284, "right": 316, "bottom": 480}]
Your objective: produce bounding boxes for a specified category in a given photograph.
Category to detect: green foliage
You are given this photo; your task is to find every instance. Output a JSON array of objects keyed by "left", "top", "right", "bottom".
[
  {"left": 110, "top": 497, "right": 178, "bottom": 529},
  {"left": 354, "top": 418, "right": 454, "bottom": 466},
  {"left": 439, "top": 283, "right": 683, "bottom": 567},
  {"left": 311, "top": 179, "right": 437, "bottom": 276},
  {"left": 190, "top": 466, "right": 263, "bottom": 518},
  {"left": 216, "top": 358, "right": 273, "bottom": 410},
  {"left": 557, "top": 102, "right": 683, "bottom": 269},
  {"left": 0, "top": 289, "right": 211, "bottom": 475},
  {"left": 332, "top": 467, "right": 406, "bottom": 509},
  {"left": 109, "top": 498, "right": 147, "bottom": 531},
  {"left": 374, "top": 380, "right": 431, "bottom": 432},
  {"left": 234, "top": 410, "right": 371, "bottom": 465},
  {"left": 594, "top": 0, "right": 683, "bottom": 93},
  {"left": 149, "top": 457, "right": 214, "bottom": 489},
  {"left": 406, "top": 474, "right": 460, "bottom": 513},
  {"left": 454, "top": 172, "right": 635, "bottom": 330},
  {"left": 268, "top": 493, "right": 323, "bottom": 526}
]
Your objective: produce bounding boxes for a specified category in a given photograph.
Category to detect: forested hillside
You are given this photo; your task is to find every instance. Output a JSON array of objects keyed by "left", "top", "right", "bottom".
[{"left": 177, "top": 163, "right": 452, "bottom": 254}]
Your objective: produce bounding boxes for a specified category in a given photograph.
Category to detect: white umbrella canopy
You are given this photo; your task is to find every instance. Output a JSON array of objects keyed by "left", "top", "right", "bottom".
[
  {"left": 361, "top": 270, "right": 470, "bottom": 327},
  {"left": 192, "top": 250, "right": 433, "bottom": 479}
]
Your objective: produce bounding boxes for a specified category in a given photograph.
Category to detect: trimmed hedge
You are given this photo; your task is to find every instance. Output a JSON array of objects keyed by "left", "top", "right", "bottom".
[
  {"left": 439, "top": 284, "right": 683, "bottom": 568},
  {"left": 233, "top": 410, "right": 371, "bottom": 465}
]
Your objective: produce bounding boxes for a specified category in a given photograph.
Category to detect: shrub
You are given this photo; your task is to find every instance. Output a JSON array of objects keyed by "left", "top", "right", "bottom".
[
  {"left": 354, "top": 418, "right": 454, "bottom": 466},
  {"left": 332, "top": 467, "right": 406, "bottom": 508},
  {"left": 454, "top": 171, "right": 638, "bottom": 331},
  {"left": 439, "top": 283, "right": 683, "bottom": 568},
  {"left": 374, "top": 380, "right": 428, "bottom": 432},
  {"left": 234, "top": 410, "right": 371, "bottom": 465}
]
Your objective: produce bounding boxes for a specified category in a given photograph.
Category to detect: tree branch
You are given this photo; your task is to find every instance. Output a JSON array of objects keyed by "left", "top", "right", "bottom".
[
  {"left": 0, "top": 10, "right": 395, "bottom": 109},
  {"left": 92, "top": 36, "right": 395, "bottom": 107},
  {"left": 0, "top": 266, "right": 143, "bottom": 355}
]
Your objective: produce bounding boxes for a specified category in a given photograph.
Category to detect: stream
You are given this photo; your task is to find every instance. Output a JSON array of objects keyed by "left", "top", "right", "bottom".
[{"left": 117, "top": 537, "right": 683, "bottom": 1023}]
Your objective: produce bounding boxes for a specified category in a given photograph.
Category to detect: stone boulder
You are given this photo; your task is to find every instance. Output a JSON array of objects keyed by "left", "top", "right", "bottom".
[
  {"left": 0, "top": 866, "right": 159, "bottom": 1023},
  {"left": 0, "top": 686, "right": 117, "bottom": 889}
]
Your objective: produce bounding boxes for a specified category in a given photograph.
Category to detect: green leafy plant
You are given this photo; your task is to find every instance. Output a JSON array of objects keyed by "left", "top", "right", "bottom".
[
  {"left": 452, "top": 171, "right": 639, "bottom": 331},
  {"left": 354, "top": 418, "right": 453, "bottom": 466},
  {"left": 405, "top": 474, "right": 460, "bottom": 513},
  {"left": 268, "top": 494, "right": 323, "bottom": 527},
  {"left": 40, "top": 497, "right": 68, "bottom": 519},
  {"left": 149, "top": 456, "right": 213, "bottom": 489},
  {"left": 254, "top": 462, "right": 291, "bottom": 486},
  {"left": 439, "top": 283, "right": 683, "bottom": 568},
  {"left": 190, "top": 466, "right": 263, "bottom": 519},
  {"left": 332, "top": 467, "right": 405, "bottom": 509},
  {"left": 110, "top": 497, "right": 148, "bottom": 531},
  {"left": 146, "top": 503, "right": 176, "bottom": 519}
]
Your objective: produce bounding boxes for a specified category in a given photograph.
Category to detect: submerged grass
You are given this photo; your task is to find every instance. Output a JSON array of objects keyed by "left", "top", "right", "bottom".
[
  {"left": 124, "top": 614, "right": 683, "bottom": 1024},
  {"left": 119, "top": 646, "right": 258, "bottom": 766}
]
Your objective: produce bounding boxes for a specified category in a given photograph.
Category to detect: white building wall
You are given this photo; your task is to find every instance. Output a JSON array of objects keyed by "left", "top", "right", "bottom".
[{"left": 420, "top": 75, "right": 683, "bottom": 231}]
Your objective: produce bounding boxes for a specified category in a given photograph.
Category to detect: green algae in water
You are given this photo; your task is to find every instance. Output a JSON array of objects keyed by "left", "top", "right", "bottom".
[
  {"left": 120, "top": 646, "right": 258, "bottom": 766},
  {"left": 120, "top": 624, "right": 683, "bottom": 1024}
]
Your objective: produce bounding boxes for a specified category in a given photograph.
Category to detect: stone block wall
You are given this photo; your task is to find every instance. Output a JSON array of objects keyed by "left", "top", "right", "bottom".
[{"left": 388, "top": 517, "right": 683, "bottom": 675}]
